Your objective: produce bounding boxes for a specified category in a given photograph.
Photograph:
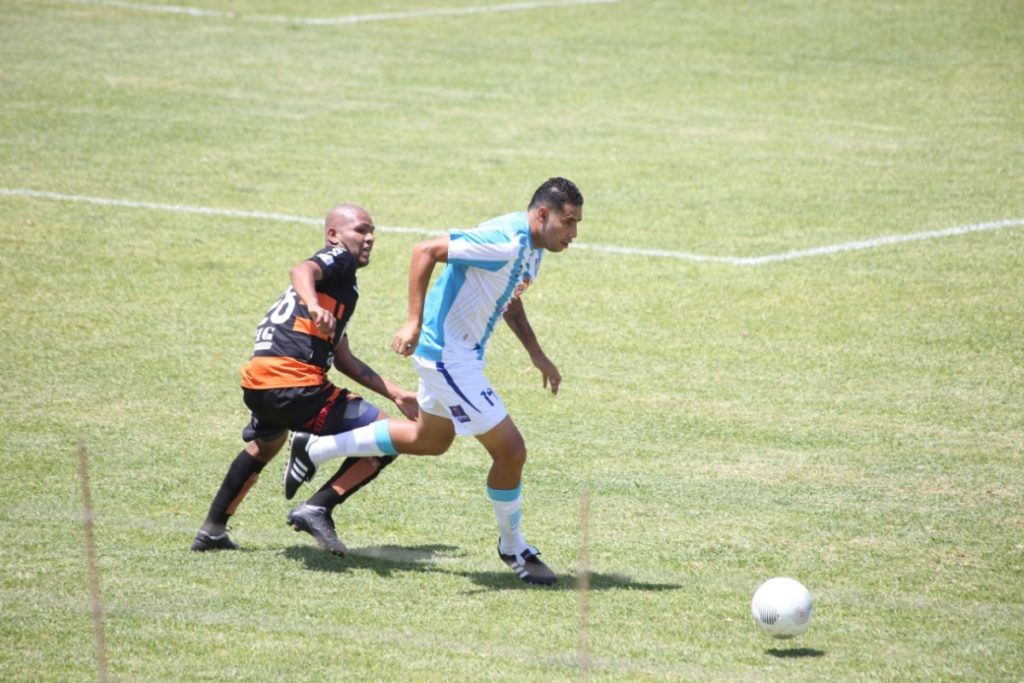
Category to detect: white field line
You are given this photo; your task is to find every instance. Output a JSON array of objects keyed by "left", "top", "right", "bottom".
[
  {"left": 573, "top": 218, "right": 1024, "bottom": 265},
  {"left": 3, "top": 188, "right": 1022, "bottom": 266},
  {"left": 64, "top": 0, "right": 622, "bottom": 25},
  {"left": 67, "top": 0, "right": 225, "bottom": 17},
  {"left": 0, "top": 188, "right": 440, "bottom": 237}
]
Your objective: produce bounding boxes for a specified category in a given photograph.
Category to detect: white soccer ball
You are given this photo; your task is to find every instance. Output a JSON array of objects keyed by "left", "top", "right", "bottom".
[{"left": 751, "top": 577, "right": 813, "bottom": 639}]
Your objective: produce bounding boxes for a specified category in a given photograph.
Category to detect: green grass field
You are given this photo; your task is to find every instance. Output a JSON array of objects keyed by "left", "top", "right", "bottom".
[{"left": 2, "top": 0, "right": 1022, "bottom": 680}]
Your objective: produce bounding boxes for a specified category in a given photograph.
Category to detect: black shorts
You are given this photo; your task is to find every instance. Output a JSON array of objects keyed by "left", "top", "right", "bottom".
[{"left": 241, "top": 384, "right": 381, "bottom": 443}]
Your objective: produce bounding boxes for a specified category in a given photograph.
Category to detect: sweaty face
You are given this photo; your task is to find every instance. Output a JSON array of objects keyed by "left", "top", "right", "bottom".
[
  {"left": 329, "top": 212, "right": 376, "bottom": 267},
  {"left": 540, "top": 203, "right": 581, "bottom": 252}
]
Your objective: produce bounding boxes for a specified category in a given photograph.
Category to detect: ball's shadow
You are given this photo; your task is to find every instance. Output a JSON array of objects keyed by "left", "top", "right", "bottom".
[{"left": 766, "top": 647, "right": 826, "bottom": 658}]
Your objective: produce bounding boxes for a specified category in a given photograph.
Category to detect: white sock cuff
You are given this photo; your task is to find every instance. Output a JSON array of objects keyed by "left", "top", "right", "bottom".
[{"left": 308, "top": 423, "right": 389, "bottom": 464}]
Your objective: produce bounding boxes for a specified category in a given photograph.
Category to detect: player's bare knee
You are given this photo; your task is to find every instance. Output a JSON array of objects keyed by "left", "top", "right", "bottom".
[
  {"left": 496, "top": 446, "right": 527, "bottom": 469},
  {"left": 246, "top": 437, "right": 284, "bottom": 463}
]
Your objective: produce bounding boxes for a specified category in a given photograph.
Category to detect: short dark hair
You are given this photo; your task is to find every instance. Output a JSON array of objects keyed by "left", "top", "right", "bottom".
[{"left": 529, "top": 177, "right": 583, "bottom": 212}]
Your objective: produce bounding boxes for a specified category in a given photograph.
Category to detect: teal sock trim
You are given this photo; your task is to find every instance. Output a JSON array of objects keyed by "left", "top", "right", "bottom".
[
  {"left": 373, "top": 420, "right": 398, "bottom": 455},
  {"left": 486, "top": 485, "right": 522, "bottom": 502}
]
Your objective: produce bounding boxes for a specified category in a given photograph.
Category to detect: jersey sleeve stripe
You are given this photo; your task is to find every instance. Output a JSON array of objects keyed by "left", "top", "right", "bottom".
[
  {"left": 448, "top": 258, "right": 507, "bottom": 272},
  {"left": 452, "top": 227, "right": 510, "bottom": 246},
  {"left": 449, "top": 229, "right": 517, "bottom": 266}
]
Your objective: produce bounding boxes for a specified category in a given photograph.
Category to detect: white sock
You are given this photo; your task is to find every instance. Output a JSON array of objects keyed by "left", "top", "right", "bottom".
[
  {"left": 307, "top": 420, "right": 398, "bottom": 465},
  {"left": 488, "top": 485, "right": 527, "bottom": 555}
]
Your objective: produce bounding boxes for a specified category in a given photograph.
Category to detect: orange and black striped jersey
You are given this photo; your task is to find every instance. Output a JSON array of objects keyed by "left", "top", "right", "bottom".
[{"left": 240, "top": 246, "right": 359, "bottom": 390}]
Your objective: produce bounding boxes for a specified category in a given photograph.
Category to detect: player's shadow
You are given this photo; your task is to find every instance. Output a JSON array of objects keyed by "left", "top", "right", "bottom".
[
  {"left": 766, "top": 647, "right": 826, "bottom": 658},
  {"left": 282, "top": 544, "right": 681, "bottom": 592},
  {"left": 282, "top": 543, "right": 460, "bottom": 579},
  {"left": 460, "top": 570, "right": 680, "bottom": 593}
]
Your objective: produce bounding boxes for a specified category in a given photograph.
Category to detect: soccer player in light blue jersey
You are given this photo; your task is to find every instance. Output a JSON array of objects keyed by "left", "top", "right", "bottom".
[{"left": 285, "top": 177, "right": 583, "bottom": 584}]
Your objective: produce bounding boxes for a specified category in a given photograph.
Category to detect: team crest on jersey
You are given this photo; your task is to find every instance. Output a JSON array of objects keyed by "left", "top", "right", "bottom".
[
  {"left": 448, "top": 405, "right": 471, "bottom": 423},
  {"left": 512, "top": 276, "right": 532, "bottom": 300}
]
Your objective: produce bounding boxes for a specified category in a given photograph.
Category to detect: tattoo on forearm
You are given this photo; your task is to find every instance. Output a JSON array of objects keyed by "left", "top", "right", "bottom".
[
  {"left": 504, "top": 306, "right": 536, "bottom": 345},
  {"left": 356, "top": 359, "right": 381, "bottom": 386}
]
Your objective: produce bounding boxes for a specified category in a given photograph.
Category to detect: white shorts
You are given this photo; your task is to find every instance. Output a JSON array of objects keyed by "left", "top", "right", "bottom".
[{"left": 412, "top": 356, "right": 508, "bottom": 436}]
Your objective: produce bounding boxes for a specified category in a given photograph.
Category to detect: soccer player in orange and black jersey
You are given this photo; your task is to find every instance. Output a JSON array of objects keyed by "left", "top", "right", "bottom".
[{"left": 191, "top": 203, "right": 419, "bottom": 555}]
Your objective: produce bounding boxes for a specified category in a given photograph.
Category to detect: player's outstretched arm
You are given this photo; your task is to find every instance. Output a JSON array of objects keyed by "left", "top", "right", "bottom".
[
  {"left": 333, "top": 336, "right": 419, "bottom": 419},
  {"left": 503, "top": 298, "right": 561, "bottom": 395}
]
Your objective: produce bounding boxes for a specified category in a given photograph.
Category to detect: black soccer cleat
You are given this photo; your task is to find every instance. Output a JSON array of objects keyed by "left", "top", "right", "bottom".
[
  {"left": 498, "top": 542, "right": 557, "bottom": 585},
  {"left": 190, "top": 530, "right": 240, "bottom": 552},
  {"left": 286, "top": 503, "right": 348, "bottom": 556},
  {"left": 284, "top": 432, "right": 317, "bottom": 500}
]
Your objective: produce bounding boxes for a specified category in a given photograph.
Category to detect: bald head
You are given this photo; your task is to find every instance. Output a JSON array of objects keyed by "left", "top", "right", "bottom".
[
  {"left": 324, "top": 203, "right": 376, "bottom": 268},
  {"left": 325, "top": 203, "right": 371, "bottom": 232}
]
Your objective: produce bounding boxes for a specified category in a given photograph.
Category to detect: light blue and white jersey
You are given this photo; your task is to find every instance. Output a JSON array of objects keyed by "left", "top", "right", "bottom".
[{"left": 415, "top": 212, "right": 543, "bottom": 364}]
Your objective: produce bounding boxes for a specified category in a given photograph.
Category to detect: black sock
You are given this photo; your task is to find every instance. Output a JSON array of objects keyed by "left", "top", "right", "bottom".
[
  {"left": 201, "top": 450, "right": 266, "bottom": 534},
  {"left": 306, "top": 455, "right": 396, "bottom": 509}
]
